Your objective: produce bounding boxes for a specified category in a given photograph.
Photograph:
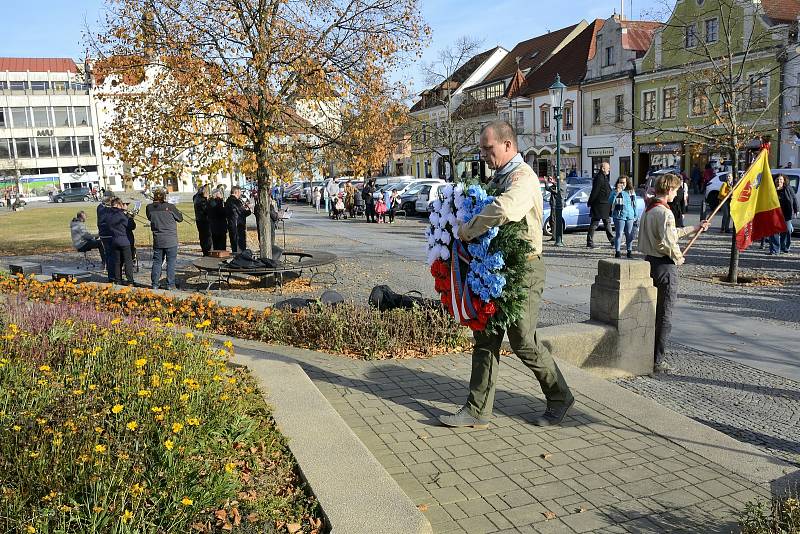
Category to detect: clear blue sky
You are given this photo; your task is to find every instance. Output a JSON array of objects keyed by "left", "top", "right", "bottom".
[{"left": 0, "top": 0, "right": 666, "bottom": 89}]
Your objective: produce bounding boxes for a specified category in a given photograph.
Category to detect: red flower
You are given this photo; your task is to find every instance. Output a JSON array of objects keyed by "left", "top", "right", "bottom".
[
  {"left": 434, "top": 277, "right": 451, "bottom": 293},
  {"left": 483, "top": 301, "right": 496, "bottom": 316}
]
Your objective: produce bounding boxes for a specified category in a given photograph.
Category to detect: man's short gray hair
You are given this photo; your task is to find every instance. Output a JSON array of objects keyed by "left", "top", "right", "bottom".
[{"left": 481, "top": 120, "right": 518, "bottom": 149}]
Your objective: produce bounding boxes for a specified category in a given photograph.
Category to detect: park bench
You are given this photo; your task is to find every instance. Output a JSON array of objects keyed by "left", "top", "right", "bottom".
[{"left": 192, "top": 248, "right": 338, "bottom": 293}]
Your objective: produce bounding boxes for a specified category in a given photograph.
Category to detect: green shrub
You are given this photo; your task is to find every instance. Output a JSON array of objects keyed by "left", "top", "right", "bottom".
[{"left": 739, "top": 493, "right": 800, "bottom": 533}]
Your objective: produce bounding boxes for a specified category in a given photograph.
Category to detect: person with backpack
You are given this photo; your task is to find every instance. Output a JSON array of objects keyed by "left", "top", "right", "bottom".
[{"left": 608, "top": 176, "right": 638, "bottom": 258}]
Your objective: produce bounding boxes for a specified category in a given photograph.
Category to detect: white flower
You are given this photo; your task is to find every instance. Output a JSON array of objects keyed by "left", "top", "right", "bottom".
[
  {"left": 429, "top": 212, "right": 440, "bottom": 227},
  {"left": 456, "top": 208, "right": 466, "bottom": 222},
  {"left": 440, "top": 231, "right": 451, "bottom": 244},
  {"left": 433, "top": 228, "right": 443, "bottom": 241},
  {"left": 427, "top": 234, "right": 436, "bottom": 247},
  {"left": 452, "top": 223, "right": 461, "bottom": 238},
  {"left": 439, "top": 246, "right": 450, "bottom": 261},
  {"left": 453, "top": 194, "right": 464, "bottom": 209},
  {"left": 454, "top": 183, "right": 464, "bottom": 195},
  {"left": 432, "top": 199, "right": 442, "bottom": 212},
  {"left": 442, "top": 184, "right": 454, "bottom": 198},
  {"left": 447, "top": 213, "right": 458, "bottom": 228},
  {"left": 426, "top": 249, "right": 438, "bottom": 266}
]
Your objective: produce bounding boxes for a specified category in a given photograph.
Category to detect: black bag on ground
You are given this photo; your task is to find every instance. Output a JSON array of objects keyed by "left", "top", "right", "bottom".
[
  {"left": 227, "top": 249, "right": 263, "bottom": 269},
  {"left": 274, "top": 290, "right": 345, "bottom": 312},
  {"left": 368, "top": 285, "right": 441, "bottom": 311}
]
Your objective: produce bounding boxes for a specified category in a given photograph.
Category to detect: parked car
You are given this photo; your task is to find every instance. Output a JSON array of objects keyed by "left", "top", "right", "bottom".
[
  {"left": 399, "top": 179, "right": 445, "bottom": 214},
  {"left": 52, "top": 188, "right": 92, "bottom": 203},
  {"left": 414, "top": 182, "right": 448, "bottom": 214},
  {"left": 542, "top": 185, "right": 646, "bottom": 236}
]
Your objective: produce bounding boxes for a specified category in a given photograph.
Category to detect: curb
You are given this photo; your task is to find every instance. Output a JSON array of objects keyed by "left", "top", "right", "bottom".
[{"left": 229, "top": 339, "right": 432, "bottom": 534}]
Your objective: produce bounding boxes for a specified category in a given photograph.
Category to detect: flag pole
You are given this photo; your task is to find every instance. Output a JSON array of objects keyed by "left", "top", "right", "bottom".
[{"left": 681, "top": 149, "right": 767, "bottom": 256}]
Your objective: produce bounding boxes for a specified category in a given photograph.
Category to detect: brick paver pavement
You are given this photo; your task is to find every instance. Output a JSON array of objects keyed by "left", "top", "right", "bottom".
[{"left": 288, "top": 350, "right": 770, "bottom": 534}]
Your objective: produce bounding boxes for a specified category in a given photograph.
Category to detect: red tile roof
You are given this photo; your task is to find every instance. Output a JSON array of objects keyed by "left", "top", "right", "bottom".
[
  {"left": 762, "top": 0, "right": 800, "bottom": 23},
  {"left": 620, "top": 21, "right": 661, "bottom": 55},
  {"left": 520, "top": 20, "right": 604, "bottom": 96},
  {"left": 0, "top": 57, "right": 79, "bottom": 73},
  {"left": 504, "top": 68, "right": 527, "bottom": 98},
  {"left": 476, "top": 23, "right": 582, "bottom": 88}
]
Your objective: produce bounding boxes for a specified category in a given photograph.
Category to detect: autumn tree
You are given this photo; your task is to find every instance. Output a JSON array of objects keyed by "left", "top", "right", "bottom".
[
  {"left": 93, "top": 0, "right": 428, "bottom": 257},
  {"left": 632, "top": 0, "right": 798, "bottom": 282},
  {"left": 411, "top": 37, "right": 486, "bottom": 179}
]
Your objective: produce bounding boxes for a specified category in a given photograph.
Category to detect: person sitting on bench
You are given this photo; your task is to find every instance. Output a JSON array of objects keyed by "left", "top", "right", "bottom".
[{"left": 70, "top": 210, "right": 106, "bottom": 266}]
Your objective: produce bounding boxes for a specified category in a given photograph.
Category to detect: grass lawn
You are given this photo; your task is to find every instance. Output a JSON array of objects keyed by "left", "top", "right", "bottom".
[{"left": 0, "top": 203, "right": 199, "bottom": 256}]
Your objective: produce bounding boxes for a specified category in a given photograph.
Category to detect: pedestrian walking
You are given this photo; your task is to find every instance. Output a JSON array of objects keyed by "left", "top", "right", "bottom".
[
  {"left": 545, "top": 176, "right": 564, "bottom": 241},
  {"left": 363, "top": 179, "right": 377, "bottom": 223},
  {"left": 637, "top": 173, "right": 709, "bottom": 374},
  {"left": 106, "top": 198, "right": 137, "bottom": 285},
  {"left": 225, "top": 186, "right": 251, "bottom": 253},
  {"left": 609, "top": 176, "right": 637, "bottom": 258},
  {"left": 193, "top": 184, "right": 213, "bottom": 256},
  {"left": 146, "top": 188, "right": 184, "bottom": 290},
  {"left": 312, "top": 187, "right": 321, "bottom": 213},
  {"left": 208, "top": 188, "right": 228, "bottom": 251},
  {"left": 440, "top": 120, "right": 574, "bottom": 429},
  {"left": 587, "top": 162, "right": 614, "bottom": 247},
  {"left": 718, "top": 173, "right": 734, "bottom": 233},
  {"left": 768, "top": 174, "right": 798, "bottom": 254}
]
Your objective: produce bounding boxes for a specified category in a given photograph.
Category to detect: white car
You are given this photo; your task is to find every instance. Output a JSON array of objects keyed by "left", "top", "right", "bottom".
[{"left": 414, "top": 182, "right": 447, "bottom": 213}]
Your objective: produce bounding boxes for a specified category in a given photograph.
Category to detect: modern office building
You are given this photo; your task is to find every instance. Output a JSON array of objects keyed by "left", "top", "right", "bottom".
[{"left": 0, "top": 57, "right": 100, "bottom": 197}]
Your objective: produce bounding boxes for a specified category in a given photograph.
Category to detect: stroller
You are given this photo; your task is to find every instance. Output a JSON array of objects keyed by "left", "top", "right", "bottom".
[{"left": 353, "top": 194, "right": 365, "bottom": 218}]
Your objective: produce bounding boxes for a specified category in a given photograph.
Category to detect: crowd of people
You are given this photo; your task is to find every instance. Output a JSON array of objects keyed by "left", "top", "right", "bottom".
[{"left": 309, "top": 177, "right": 402, "bottom": 223}]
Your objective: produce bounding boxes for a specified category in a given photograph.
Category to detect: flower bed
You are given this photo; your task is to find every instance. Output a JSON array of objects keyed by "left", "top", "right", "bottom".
[
  {"left": 0, "top": 295, "right": 323, "bottom": 533},
  {"left": 0, "top": 275, "right": 470, "bottom": 360}
]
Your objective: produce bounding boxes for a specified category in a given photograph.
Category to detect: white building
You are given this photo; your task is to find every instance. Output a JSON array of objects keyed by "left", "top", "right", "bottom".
[
  {"left": 581, "top": 16, "right": 660, "bottom": 180},
  {"left": 779, "top": 20, "right": 800, "bottom": 168},
  {"left": 0, "top": 58, "right": 100, "bottom": 198}
]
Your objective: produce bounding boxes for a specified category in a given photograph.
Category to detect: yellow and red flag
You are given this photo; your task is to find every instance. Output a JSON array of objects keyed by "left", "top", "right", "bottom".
[{"left": 730, "top": 149, "right": 787, "bottom": 251}]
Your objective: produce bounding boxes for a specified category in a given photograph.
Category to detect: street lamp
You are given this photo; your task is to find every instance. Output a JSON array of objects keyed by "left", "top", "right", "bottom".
[{"left": 548, "top": 74, "right": 566, "bottom": 246}]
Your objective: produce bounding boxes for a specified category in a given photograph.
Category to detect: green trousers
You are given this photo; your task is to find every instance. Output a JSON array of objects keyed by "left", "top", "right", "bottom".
[{"left": 466, "top": 257, "right": 572, "bottom": 419}]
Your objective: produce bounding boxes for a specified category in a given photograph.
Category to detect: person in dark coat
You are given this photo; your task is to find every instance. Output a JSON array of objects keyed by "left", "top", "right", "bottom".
[
  {"left": 769, "top": 174, "right": 799, "bottom": 254},
  {"left": 362, "top": 179, "right": 377, "bottom": 223},
  {"left": 208, "top": 188, "right": 228, "bottom": 251},
  {"left": 225, "top": 186, "right": 251, "bottom": 253},
  {"left": 193, "top": 184, "right": 212, "bottom": 256},
  {"left": 586, "top": 162, "right": 614, "bottom": 247},
  {"left": 668, "top": 179, "right": 687, "bottom": 228},
  {"left": 97, "top": 198, "right": 116, "bottom": 281},
  {"left": 106, "top": 198, "right": 136, "bottom": 284},
  {"left": 146, "top": 188, "right": 184, "bottom": 290}
]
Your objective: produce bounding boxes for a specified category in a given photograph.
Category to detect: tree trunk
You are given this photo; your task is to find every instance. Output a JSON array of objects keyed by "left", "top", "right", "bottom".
[
  {"left": 726, "top": 149, "right": 740, "bottom": 283},
  {"left": 254, "top": 146, "right": 273, "bottom": 259}
]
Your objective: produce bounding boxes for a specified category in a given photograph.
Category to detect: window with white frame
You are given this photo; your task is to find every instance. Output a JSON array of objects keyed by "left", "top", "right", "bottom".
[
  {"left": 54, "top": 107, "right": 72, "bottom": 127},
  {"left": 11, "top": 107, "right": 29, "bottom": 128},
  {"left": 540, "top": 106, "right": 550, "bottom": 131},
  {"left": 0, "top": 108, "right": 6, "bottom": 128},
  {"left": 685, "top": 24, "right": 698, "bottom": 48},
  {"left": 74, "top": 106, "right": 91, "bottom": 126},
  {"left": 604, "top": 46, "right": 615, "bottom": 67},
  {"left": 593, "top": 98, "right": 601, "bottom": 124},
  {"left": 564, "top": 103, "right": 574, "bottom": 129},
  {"left": 32, "top": 107, "right": 52, "bottom": 128},
  {"left": 643, "top": 91, "right": 656, "bottom": 121},
  {"left": 57, "top": 136, "right": 74, "bottom": 157},
  {"left": 615, "top": 95, "right": 624, "bottom": 122},
  {"left": 691, "top": 85, "right": 709, "bottom": 115},
  {"left": 15, "top": 138, "right": 32, "bottom": 158},
  {"left": 749, "top": 74, "right": 767, "bottom": 109},
  {"left": 36, "top": 137, "right": 54, "bottom": 158},
  {"left": 662, "top": 87, "right": 677, "bottom": 119},
  {"left": 705, "top": 18, "right": 718, "bottom": 43},
  {"left": 76, "top": 136, "right": 94, "bottom": 156},
  {"left": 0, "top": 138, "right": 10, "bottom": 159}
]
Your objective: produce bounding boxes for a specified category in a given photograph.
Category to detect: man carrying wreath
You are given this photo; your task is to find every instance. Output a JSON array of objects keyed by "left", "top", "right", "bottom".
[{"left": 439, "top": 120, "right": 574, "bottom": 428}]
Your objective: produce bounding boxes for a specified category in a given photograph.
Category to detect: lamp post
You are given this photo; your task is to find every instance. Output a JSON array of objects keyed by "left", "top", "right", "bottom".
[{"left": 549, "top": 74, "right": 566, "bottom": 246}]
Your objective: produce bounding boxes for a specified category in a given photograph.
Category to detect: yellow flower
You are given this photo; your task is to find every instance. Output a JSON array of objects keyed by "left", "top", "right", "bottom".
[
  {"left": 121, "top": 509, "right": 133, "bottom": 523},
  {"left": 36, "top": 418, "right": 47, "bottom": 425},
  {"left": 112, "top": 404, "right": 124, "bottom": 414},
  {"left": 130, "top": 483, "right": 144, "bottom": 495},
  {"left": 58, "top": 504, "right": 71, "bottom": 512},
  {"left": 72, "top": 348, "right": 85, "bottom": 356},
  {"left": 134, "top": 358, "right": 147, "bottom": 368},
  {"left": 151, "top": 317, "right": 161, "bottom": 322},
  {"left": 179, "top": 393, "right": 189, "bottom": 402},
  {"left": 26, "top": 526, "right": 36, "bottom": 533},
  {"left": 52, "top": 437, "right": 62, "bottom": 446},
  {"left": 180, "top": 497, "right": 193, "bottom": 506},
  {"left": 223, "top": 340, "right": 233, "bottom": 349},
  {"left": 227, "top": 377, "right": 236, "bottom": 385},
  {"left": 164, "top": 439, "right": 174, "bottom": 450},
  {"left": 163, "top": 362, "right": 175, "bottom": 371},
  {"left": 151, "top": 374, "right": 161, "bottom": 387},
  {"left": 186, "top": 417, "right": 200, "bottom": 426},
  {"left": 88, "top": 384, "right": 97, "bottom": 391},
  {"left": 94, "top": 427, "right": 104, "bottom": 434},
  {"left": 172, "top": 422, "right": 184, "bottom": 434},
  {"left": 220, "top": 394, "right": 230, "bottom": 401},
  {"left": 127, "top": 340, "right": 137, "bottom": 346},
  {"left": 126, "top": 421, "right": 138, "bottom": 431},
  {"left": 137, "top": 389, "right": 151, "bottom": 398},
  {"left": 111, "top": 318, "right": 122, "bottom": 325},
  {"left": 184, "top": 332, "right": 194, "bottom": 340},
  {"left": 38, "top": 365, "right": 51, "bottom": 372},
  {"left": 94, "top": 444, "right": 107, "bottom": 453},
  {"left": 224, "top": 462, "right": 235, "bottom": 473},
  {"left": 29, "top": 451, "right": 40, "bottom": 458},
  {"left": 92, "top": 506, "right": 104, "bottom": 513},
  {"left": 212, "top": 375, "right": 222, "bottom": 382},
  {"left": 73, "top": 389, "right": 84, "bottom": 396}
]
